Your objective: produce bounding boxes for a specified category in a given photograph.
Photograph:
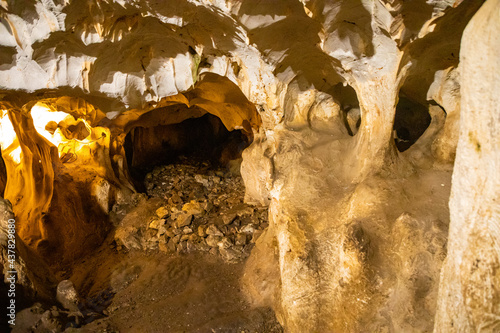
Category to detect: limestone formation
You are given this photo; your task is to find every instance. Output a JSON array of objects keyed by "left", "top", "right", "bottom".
[
  {"left": 0, "top": 0, "right": 498, "bottom": 332},
  {"left": 435, "top": 1, "right": 500, "bottom": 330}
]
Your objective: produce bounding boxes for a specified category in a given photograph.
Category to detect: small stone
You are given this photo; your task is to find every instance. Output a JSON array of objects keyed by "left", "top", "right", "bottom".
[
  {"left": 206, "top": 235, "right": 222, "bottom": 247},
  {"left": 240, "top": 224, "right": 256, "bottom": 234},
  {"left": 166, "top": 239, "right": 177, "bottom": 252},
  {"left": 206, "top": 224, "right": 223, "bottom": 236},
  {"left": 157, "top": 224, "right": 167, "bottom": 236},
  {"left": 222, "top": 213, "right": 237, "bottom": 225},
  {"left": 114, "top": 226, "right": 142, "bottom": 250},
  {"left": 40, "top": 310, "right": 62, "bottom": 330},
  {"left": 217, "top": 237, "right": 232, "bottom": 249},
  {"left": 149, "top": 218, "right": 165, "bottom": 230},
  {"left": 158, "top": 242, "right": 169, "bottom": 253},
  {"left": 188, "top": 234, "right": 200, "bottom": 242},
  {"left": 177, "top": 240, "right": 188, "bottom": 252},
  {"left": 240, "top": 216, "right": 253, "bottom": 226},
  {"left": 219, "top": 247, "right": 241, "bottom": 263},
  {"left": 235, "top": 233, "right": 247, "bottom": 246},
  {"left": 56, "top": 280, "right": 80, "bottom": 313},
  {"left": 201, "top": 200, "right": 213, "bottom": 212},
  {"left": 197, "top": 241, "right": 211, "bottom": 252},
  {"left": 158, "top": 234, "right": 168, "bottom": 244},
  {"left": 172, "top": 234, "right": 181, "bottom": 244},
  {"left": 146, "top": 240, "right": 159, "bottom": 251},
  {"left": 187, "top": 240, "right": 196, "bottom": 252},
  {"left": 235, "top": 205, "right": 254, "bottom": 217},
  {"left": 156, "top": 206, "right": 169, "bottom": 218},
  {"left": 183, "top": 227, "right": 193, "bottom": 234},
  {"left": 181, "top": 234, "right": 190, "bottom": 241},
  {"left": 195, "top": 174, "right": 209, "bottom": 187},
  {"left": 197, "top": 225, "right": 206, "bottom": 237},
  {"left": 182, "top": 200, "right": 204, "bottom": 215},
  {"left": 172, "top": 227, "right": 182, "bottom": 235},
  {"left": 176, "top": 213, "right": 193, "bottom": 228}
]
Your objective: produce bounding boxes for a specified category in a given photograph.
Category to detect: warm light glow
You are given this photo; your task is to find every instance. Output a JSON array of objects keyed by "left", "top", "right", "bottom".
[
  {"left": 0, "top": 110, "right": 16, "bottom": 147},
  {"left": 9, "top": 146, "right": 22, "bottom": 164},
  {"left": 0, "top": 109, "right": 21, "bottom": 164},
  {"left": 30, "top": 103, "right": 102, "bottom": 159},
  {"left": 31, "top": 104, "right": 71, "bottom": 147}
]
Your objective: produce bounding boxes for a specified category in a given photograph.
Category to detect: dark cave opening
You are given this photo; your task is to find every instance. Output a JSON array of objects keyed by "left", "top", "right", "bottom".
[
  {"left": 334, "top": 83, "right": 361, "bottom": 136},
  {"left": 124, "top": 113, "right": 251, "bottom": 190},
  {"left": 393, "top": 96, "right": 432, "bottom": 152}
]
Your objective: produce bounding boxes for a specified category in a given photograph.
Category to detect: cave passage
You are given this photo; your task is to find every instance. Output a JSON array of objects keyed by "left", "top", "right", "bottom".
[
  {"left": 393, "top": 96, "right": 431, "bottom": 152},
  {"left": 124, "top": 113, "right": 251, "bottom": 188},
  {"left": 334, "top": 83, "right": 361, "bottom": 136}
]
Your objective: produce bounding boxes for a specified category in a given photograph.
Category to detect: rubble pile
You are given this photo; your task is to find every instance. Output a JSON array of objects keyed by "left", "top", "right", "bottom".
[{"left": 113, "top": 158, "right": 269, "bottom": 263}]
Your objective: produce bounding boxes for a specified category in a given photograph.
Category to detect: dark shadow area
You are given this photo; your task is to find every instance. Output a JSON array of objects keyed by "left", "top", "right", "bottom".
[
  {"left": 393, "top": 96, "right": 431, "bottom": 152},
  {"left": 237, "top": 0, "right": 343, "bottom": 92},
  {"left": 0, "top": 45, "right": 16, "bottom": 70},
  {"left": 237, "top": 0, "right": 373, "bottom": 97},
  {"left": 333, "top": 83, "right": 361, "bottom": 136},
  {"left": 124, "top": 113, "right": 250, "bottom": 190},
  {"left": 0, "top": 266, "right": 37, "bottom": 332},
  {"left": 400, "top": 0, "right": 484, "bottom": 105},
  {"left": 0, "top": 151, "right": 6, "bottom": 196},
  {"left": 0, "top": 277, "right": 12, "bottom": 332},
  {"left": 333, "top": 0, "right": 375, "bottom": 58},
  {"left": 0, "top": 86, "right": 126, "bottom": 115},
  {"left": 2, "top": 0, "right": 37, "bottom": 21},
  {"left": 398, "top": 0, "right": 434, "bottom": 46}
]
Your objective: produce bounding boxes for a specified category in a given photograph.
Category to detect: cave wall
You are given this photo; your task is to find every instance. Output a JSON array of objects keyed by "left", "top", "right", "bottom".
[
  {"left": 0, "top": 0, "right": 498, "bottom": 332},
  {"left": 435, "top": 1, "right": 500, "bottom": 330},
  {"left": 0, "top": 99, "right": 118, "bottom": 269}
]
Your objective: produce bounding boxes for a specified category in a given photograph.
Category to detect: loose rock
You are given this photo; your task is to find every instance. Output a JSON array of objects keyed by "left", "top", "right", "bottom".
[
  {"left": 115, "top": 160, "right": 271, "bottom": 263},
  {"left": 206, "top": 224, "right": 223, "bottom": 236}
]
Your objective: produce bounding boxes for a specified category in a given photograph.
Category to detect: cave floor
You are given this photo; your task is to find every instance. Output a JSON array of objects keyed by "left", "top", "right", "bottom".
[
  {"left": 14, "top": 159, "right": 282, "bottom": 333},
  {"left": 73, "top": 252, "right": 282, "bottom": 333}
]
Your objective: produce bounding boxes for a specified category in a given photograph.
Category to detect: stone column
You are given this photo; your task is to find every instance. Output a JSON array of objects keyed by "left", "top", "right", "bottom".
[{"left": 435, "top": 0, "right": 500, "bottom": 331}]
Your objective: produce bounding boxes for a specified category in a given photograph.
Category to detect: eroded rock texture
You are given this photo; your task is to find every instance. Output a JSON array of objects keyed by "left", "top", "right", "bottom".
[
  {"left": 0, "top": 0, "right": 497, "bottom": 332},
  {"left": 435, "top": 1, "right": 500, "bottom": 330}
]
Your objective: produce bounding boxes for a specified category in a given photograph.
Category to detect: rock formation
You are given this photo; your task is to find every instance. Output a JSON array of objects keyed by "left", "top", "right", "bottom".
[
  {"left": 0, "top": 0, "right": 498, "bottom": 331},
  {"left": 435, "top": 0, "right": 500, "bottom": 330}
]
